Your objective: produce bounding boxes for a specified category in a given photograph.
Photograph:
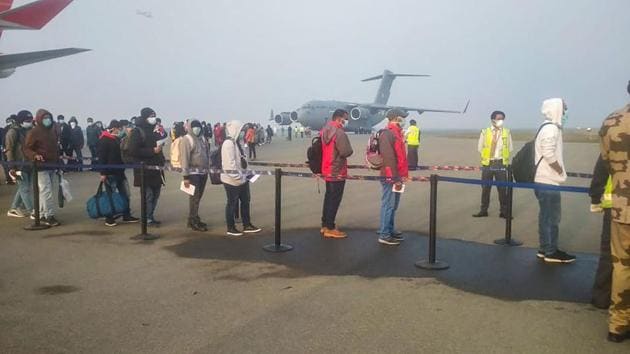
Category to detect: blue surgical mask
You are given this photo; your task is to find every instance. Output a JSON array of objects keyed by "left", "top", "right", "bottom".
[
  {"left": 42, "top": 118, "right": 53, "bottom": 128},
  {"left": 561, "top": 112, "right": 568, "bottom": 126}
]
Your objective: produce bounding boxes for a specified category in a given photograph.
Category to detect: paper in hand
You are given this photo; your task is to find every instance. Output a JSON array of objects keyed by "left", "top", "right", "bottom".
[
  {"left": 180, "top": 181, "right": 196, "bottom": 196},
  {"left": 392, "top": 183, "right": 405, "bottom": 193},
  {"left": 248, "top": 174, "right": 260, "bottom": 184}
]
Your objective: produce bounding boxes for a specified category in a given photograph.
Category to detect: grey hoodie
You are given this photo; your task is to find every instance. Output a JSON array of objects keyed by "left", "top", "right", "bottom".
[
  {"left": 221, "top": 120, "right": 247, "bottom": 186},
  {"left": 180, "top": 132, "right": 210, "bottom": 177}
]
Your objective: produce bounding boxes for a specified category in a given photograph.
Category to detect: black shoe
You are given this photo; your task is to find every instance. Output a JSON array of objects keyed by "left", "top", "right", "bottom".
[
  {"left": 499, "top": 213, "right": 513, "bottom": 219},
  {"left": 591, "top": 299, "right": 610, "bottom": 310},
  {"left": 378, "top": 236, "right": 401, "bottom": 246},
  {"left": 607, "top": 332, "right": 629, "bottom": 343},
  {"left": 227, "top": 227, "right": 243, "bottom": 236},
  {"left": 391, "top": 231, "right": 405, "bottom": 241},
  {"left": 122, "top": 216, "right": 139, "bottom": 223},
  {"left": 543, "top": 250, "right": 576, "bottom": 264},
  {"left": 105, "top": 218, "right": 117, "bottom": 227},
  {"left": 243, "top": 224, "right": 262, "bottom": 233},
  {"left": 43, "top": 216, "right": 61, "bottom": 227},
  {"left": 472, "top": 211, "right": 488, "bottom": 217},
  {"left": 189, "top": 221, "right": 207, "bottom": 232},
  {"left": 536, "top": 250, "right": 545, "bottom": 259}
]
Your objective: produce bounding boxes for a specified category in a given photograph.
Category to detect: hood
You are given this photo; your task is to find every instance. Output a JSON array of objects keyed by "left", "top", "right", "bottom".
[
  {"left": 35, "top": 109, "right": 53, "bottom": 127},
  {"left": 322, "top": 121, "right": 342, "bottom": 144},
  {"left": 541, "top": 98, "right": 564, "bottom": 125},
  {"left": 100, "top": 130, "right": 116, "bottom": 140},
  {"left": 69, "top": 116, "right": 78, "bottom": 124},
  {"left": 225, "top": 120, "right": 244, "bottom": 139},
  {"left": 135, "top": 115, "right": 149, "bottom": 128}
]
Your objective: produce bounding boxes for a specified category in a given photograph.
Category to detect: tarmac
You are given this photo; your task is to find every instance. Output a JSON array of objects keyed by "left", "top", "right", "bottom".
[{"left": 0, "top": 133, "right": 627, "bottom": 353}]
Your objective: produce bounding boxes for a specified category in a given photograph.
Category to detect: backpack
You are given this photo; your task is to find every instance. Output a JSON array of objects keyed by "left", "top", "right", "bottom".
[
  {"left": 120, "top": 128, "right": 145, "bottom": 164},
  {"left": 511, "top": 122, "right": 554, "bottom": 183},
  {"left": 209, "top": 142, "right": 223, "bottom": 185},
  {"left": 170, "top": 135, "right": 194, "bottom": 170},
  {"left": 306, "top": 136, "right": 323, "bottom": 174},
  {"left": 365, "top": 130, "right": 385, "bottom": 170}
]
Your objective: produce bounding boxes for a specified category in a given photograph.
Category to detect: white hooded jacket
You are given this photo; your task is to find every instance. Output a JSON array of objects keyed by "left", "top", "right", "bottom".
[
  {"left": 535, "top": 98, "right": 567, "bottom": 186},
  {"left": 220, "top": 120, "right": 247, "bottom": 186}
]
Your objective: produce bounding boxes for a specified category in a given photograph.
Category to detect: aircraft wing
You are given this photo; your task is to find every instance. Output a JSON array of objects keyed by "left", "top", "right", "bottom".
[
  {"left": 359, "top": 100, "right": 470, "bottom": 115},
  {"left": 0, "top": 48, "right": 89, "bottom": 70},
  {"left": 0, "top": 0, "right": 73, "bottom": 30}
]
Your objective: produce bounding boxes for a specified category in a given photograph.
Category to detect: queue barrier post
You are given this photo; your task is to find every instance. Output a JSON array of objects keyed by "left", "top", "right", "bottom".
[
  {"left": 263, "top": 168, "right": 293, "bottom": 253},
  {"left": 415, "top": 174, "right": 449, "bottom": 270},
  {"left": 133, "top": 162, "right": 159, "bottom": 241},
  {"left": 24, "top": 161, "right": 49, "bottom": 231},
  {"left": 494, "top": 167, "right": 523, "bottom": 246}
]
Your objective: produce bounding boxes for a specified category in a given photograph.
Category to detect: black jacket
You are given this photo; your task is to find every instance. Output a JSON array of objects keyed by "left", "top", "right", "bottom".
[
  {"left": 589, "top": 155, "right": 610, "bottom": 205},
  {"left": 86, "top": 124, "right": 101, "bottom": 147},
  {"left": 70, "top": 126, "right": 84, "bottom": 149},
  {"left": 97, "top": 131, "right": 125, "bottom": 177},
  {"left": 128, "top": 117, "right": 165, "bottom": 187}
]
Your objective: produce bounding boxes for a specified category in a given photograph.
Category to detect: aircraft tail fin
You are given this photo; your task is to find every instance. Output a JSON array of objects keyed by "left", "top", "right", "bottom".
[
  {"left": 0, "top": 0, "right": 73, "bottom": 30},
  {"left": 362, "top": 70, "right": 430, "bottom": 105}
]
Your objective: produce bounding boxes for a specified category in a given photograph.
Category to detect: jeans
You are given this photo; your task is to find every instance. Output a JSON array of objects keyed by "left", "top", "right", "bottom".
[
  {"left": 11, "top": 170, "right": 33, "bottom": 212},
  {"left": 378, "top": 181, "right": 401, "bottom": 236},
  {"left": 188, "top": 174, "right": 208, "bottom": 221},
  {"left": 145, "top": 185, "right": 161, "bottom": 221},
  {"left": 106, "top": 175, "right": 131, "bottom": 218},
  {"left": 407, "top": 145, "right": 419, "bottom": 170},
  {"left": 248, "top": 143, "right": 256, "bottom": 159},
  {"left": 88, "top": 145, "right": 98, "bottom": 165},
  {"left": 224, "top": 182, "right": 251, "bottom": 228},
  {"left": 321, "top": 180, "right": 346, "bottom": 229},
  {"left": 480, "top": 161, "right": 507, "bottom": 214},
  {"left": 38, "top": 170, "right": 56, "bottom": 218},
  {"left": 534, "top": 189, "right": 561, "bottom": 255}
]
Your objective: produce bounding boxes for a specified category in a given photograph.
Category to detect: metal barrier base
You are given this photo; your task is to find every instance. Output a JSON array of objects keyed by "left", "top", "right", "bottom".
[
  {"left": 493, "top": 238, "right": 523, "bottom": 247},
  {"left": 415, "top": 260, "right": 449, "bottom": 270},
  {"left": 263, "top": 244, "right": 293, "bottom": 253},
  {"left": 131, "top": 233, "right": 160, "bottom": 241},
  {"left": 24, "top": 224, "right": 50, "bottom": 231}
]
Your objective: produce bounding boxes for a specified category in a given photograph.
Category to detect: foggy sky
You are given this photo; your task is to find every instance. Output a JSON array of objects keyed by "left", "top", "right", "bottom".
[{"left": 2, "top": 0, "right": 629, "bottom": 129}]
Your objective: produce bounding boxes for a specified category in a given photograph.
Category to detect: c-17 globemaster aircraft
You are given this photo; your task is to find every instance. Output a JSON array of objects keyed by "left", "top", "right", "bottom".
[{"left": 273, "top": 69, "right": 468, "bottom": 131}]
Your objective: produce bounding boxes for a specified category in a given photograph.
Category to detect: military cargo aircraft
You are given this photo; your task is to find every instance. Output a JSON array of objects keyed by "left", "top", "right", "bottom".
[
  {"left": 0, "top": 0, "right": 89, "bottom": 79},
  {"left": 273, "top": 69, "right": 468, "bottom": 131}
]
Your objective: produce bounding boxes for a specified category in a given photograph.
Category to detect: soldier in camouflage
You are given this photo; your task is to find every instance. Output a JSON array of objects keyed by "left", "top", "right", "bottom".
[{"left": 599, "top": 80, "right": 630, "bottom": 343}]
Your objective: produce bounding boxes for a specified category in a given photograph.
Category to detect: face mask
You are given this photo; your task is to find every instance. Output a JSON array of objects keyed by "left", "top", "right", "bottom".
[
  {"left": 192, "top": 127, "right": 202, "bottom": 136},
  {"left": 561, "top": 112, "right": 568, "bottom": 126},
  {"left": 42, "top": 118, "right": 53, "bottom": 128},
  {"left": 22, "top": 121, "right": 33, "bottom": 129},
  {"left": 147, "top": 117, "right": 157, "bottom": 125},
  {"left": 70, "top": 122, "right": 77, "bottom": 129},
  {"left": 118, "top": 130, "right": 126, "bottom": 139},
  {"left": 492, "top": 119, "right": 504, "bottom": 128},
  {"left": 96, "top": 123, "right": 102, "bottom": 129}
]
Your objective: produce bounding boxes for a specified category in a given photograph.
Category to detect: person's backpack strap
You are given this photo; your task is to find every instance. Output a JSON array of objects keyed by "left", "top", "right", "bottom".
[{"left": 533, "top": 122, "right": 555, "bottom": 168}]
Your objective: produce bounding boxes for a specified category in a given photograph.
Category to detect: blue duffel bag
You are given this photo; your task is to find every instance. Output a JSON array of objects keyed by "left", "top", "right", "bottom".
[{"left": 86, "top": 181, "right": 129, "bottom": 219}]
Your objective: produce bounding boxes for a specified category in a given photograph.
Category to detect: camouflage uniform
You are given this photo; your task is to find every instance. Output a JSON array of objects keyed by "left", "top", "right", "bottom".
[{"left": 599, "top": 103, "right": 630, "bottom": 335}]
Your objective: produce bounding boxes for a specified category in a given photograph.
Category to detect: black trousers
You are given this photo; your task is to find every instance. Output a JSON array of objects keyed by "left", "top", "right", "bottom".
[
  {"left": 248, "top": 143, "right": 256, "bottom": 159},
  {"left": 224, "top": 182, "right": 251, "bottom": 228},
  {"left": 188, "top": 174, "right": 208, "bottom": 221},
  {"left": 592, "top": 209, "right": 612, "bottom": 308},
  {"left": 480, "top": 160, "right": 507, "bottom": 214},
  {"left": 321, "top": 180, "right": 346, "bottom": 229},
  {"left": 407, "top": 145, "right": 419, "bottom": 170}
]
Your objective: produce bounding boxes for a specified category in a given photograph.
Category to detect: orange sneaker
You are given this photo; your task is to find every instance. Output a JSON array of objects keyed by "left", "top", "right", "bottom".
[{"left": 323, "top": 228, "right": 347, "bottom": 239}]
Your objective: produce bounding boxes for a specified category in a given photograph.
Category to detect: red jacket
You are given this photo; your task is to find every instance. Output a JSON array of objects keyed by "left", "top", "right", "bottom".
[
  {"left": 379, "top": 122, "right": 408, "bottom": 181},
  {"left": 320, "top": 121, "right": 353, "bottom": 181}
]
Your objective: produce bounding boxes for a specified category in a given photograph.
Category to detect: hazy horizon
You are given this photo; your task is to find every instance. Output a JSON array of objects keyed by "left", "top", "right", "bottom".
[{"left": 2, "top": 0, "right": 629, "bottom": 129}]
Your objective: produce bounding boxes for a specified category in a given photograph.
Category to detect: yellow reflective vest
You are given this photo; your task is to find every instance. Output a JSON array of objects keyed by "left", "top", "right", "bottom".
[
  {"left": 406, "top": 126, "right": 420, "bottom": 146},
  {"left": 603, "top": 176, "right": 612, "bottom": 209},
  {"left": 480, "top": 127, "right": 510, "bottom": 166}
]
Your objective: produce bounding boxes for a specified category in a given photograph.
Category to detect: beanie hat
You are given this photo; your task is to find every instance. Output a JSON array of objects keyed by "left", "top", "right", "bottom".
[
  {"left": 107, "top": 119, "right": 122, "bottom": 130},
  {"left": 191, "top": 120, "right": 202, "bottom": 129},
  {"left": 140, "top": 107, "right": 155, "bottom": 119},
  {"left": 16, "top": 110, "right": 33, "bottom": 124}
]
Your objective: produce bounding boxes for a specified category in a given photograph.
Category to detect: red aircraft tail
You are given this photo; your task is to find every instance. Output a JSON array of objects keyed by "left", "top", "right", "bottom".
[{"left": 0, "top": 0, "right": 73, "bottom": 30}]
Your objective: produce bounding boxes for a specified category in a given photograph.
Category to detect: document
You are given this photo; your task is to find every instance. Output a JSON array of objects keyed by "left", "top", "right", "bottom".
[
  {"left": 248, "top": 174, "right": 261, "bottom": 184},
  {"left": 392, "top": 184, "right": 405, "bottom": 194},
  {"left": 180, "top": 181, "right": 196, "bottom": 196}
]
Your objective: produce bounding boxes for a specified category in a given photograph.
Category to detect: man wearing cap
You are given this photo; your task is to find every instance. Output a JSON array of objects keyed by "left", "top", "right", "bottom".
[
  {"left": 129, "top": 107, "right": 165, "bottom": 231},
  {"left": 405, "top": 119, "right": 420, "bottom": 170},
  {"left": 377, "top": 109, "right": 409, "bottom": 246},
  {"left": 473, "top": 111, "right": 513, "bottom": 218},
  {"left": 5, "top": 111, "right": 34, "bottom": 217},
  {"left": 97, "top": 120, "right": 139, "bottom": 227}
]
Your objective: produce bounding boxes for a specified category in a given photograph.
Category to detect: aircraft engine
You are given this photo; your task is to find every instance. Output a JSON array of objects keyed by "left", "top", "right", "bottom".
[
  {"left": 350, "top": 107, "right": 369, "bottom": 120},
  {"left": 274, "top": 112, "right": 292, "bottom": 125},
  {"left": 0, "top": 68, "right": 16, "bottom": 79},
  {"left": 290, "top": 111, "right": 299, "bottom": 122}
]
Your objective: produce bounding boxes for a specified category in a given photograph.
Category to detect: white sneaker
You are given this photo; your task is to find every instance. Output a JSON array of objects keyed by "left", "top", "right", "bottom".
[{"left": 7, "top": 209, "right": 26, "bottom": 218}]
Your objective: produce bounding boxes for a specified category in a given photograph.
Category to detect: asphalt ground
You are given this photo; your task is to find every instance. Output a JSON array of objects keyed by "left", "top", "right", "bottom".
[{"left": 1, "top": 133, "right": 627, "bottom": 353}]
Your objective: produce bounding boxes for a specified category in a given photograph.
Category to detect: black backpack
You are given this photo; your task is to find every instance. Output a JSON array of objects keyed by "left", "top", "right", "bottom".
[
  {"left": 209, "top": 142, "right": 224, "bottom": 185},
  {"left": 512, "top": 123, "right": 554, "bottom": 183},
  {"left": 306, "top": 136, "right": 323, "bottom": 174}
]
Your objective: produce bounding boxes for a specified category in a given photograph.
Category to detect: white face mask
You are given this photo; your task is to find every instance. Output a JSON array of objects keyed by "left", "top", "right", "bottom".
[
  {"left": 70, "top": 122, "right": 77, "bottom": 129},
  {"left": 147, "top": 117, "right": 157, "bottom": 125},
  {"left": 492, "top": 119, "right": 504, "bottom": 128},
  {"left": 22, "top": 121, "right": 33, "bottom": 129},
  {"left": 192, "top": 127, "right": 202, "bottom": 136}
]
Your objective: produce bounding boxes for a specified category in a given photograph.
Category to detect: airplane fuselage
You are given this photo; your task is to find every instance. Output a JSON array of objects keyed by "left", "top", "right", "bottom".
[{"left": 295, "top": 100, "right": 386, "bottom": 131}]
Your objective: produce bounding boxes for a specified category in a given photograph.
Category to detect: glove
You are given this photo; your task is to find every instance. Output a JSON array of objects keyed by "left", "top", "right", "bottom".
[{"left": 590, "top": 204, "right": 604, "bottom": 213}]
